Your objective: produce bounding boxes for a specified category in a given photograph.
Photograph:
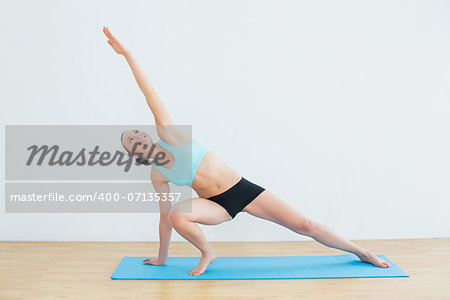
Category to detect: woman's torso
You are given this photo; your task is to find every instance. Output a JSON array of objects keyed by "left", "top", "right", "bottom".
[{"left": 154, "top": 139, "right": 241, "bottom": 198}]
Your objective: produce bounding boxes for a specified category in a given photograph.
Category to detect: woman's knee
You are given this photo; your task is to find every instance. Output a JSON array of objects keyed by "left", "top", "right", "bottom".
[
  {"left": 293, "top": 217, "right": 316, "bottom": 235},
  {"left": 168, "top": 208, "right": 188, "bottom": 227}
]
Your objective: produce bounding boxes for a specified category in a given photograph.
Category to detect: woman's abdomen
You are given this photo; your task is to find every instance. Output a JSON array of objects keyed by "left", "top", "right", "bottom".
[{"left": 191, "top": 151, "right": 242, "bottom": 198}]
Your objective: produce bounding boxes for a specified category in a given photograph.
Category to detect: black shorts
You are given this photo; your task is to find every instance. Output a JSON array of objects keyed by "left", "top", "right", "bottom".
[{"left": 207, "top": 177, "right": 265, "bottom": 219}]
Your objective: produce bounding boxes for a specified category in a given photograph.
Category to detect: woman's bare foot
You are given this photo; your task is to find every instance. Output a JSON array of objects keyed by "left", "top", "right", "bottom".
[
  {"left": 189, "top": 251, "right": 216, "bottom": 276},
  {"left": 357, "top": 250, "right": 391, "bottom": 268}
]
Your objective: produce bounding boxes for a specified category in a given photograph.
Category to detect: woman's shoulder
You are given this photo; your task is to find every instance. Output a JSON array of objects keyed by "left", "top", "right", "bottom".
[{"left": 150, "top": 164, "right": 169, "bottom": 183}]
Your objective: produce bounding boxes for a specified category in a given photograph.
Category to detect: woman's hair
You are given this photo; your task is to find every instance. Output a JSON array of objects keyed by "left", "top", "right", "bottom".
[{"left": 120, "top": 131, "right": 152, "bottom": 166}]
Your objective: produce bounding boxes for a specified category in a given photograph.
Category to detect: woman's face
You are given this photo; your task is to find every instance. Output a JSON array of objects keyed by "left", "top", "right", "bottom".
[{"left": 121, "top": 129, "right": 153, "bottom": 157}]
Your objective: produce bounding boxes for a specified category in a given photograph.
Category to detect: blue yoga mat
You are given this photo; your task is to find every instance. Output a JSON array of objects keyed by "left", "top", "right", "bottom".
[{"left": 111, "top": 254, "right": 409, "bottom": 280}]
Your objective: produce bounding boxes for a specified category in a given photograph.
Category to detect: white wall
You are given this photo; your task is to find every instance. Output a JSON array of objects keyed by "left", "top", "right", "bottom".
[{"left": 1, "top": 0, "right": 449, "bottom": 241}]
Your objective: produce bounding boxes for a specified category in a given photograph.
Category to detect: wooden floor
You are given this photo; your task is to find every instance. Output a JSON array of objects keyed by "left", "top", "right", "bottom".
[{"left": 0, "top": 239, "right": 449, "bottom": 299}]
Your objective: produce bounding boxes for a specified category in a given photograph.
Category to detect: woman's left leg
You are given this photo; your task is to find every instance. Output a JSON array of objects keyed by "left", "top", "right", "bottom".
[
  {"left": 243, "top": 190, "right": 390, "bottom": 268},
  {"left": 169, "top": 198, "right": 232, "bottom": 275}
]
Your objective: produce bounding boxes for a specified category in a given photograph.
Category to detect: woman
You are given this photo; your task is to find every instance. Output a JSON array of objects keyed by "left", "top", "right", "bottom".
[{"left": 103, "top": 26, "right": 391, "bottom": 276}]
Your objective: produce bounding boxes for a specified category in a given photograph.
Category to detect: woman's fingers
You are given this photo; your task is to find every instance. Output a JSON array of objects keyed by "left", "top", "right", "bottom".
[
  {"left": 102, "top": 26, "right": 110, "bottom": 38},
  {"left": 142, "top": 257, "right": 164, "bottom": 265},
  {"left": 142, "top": 257, "right": 155, "bottom": 264},
  {"left": 104, "top": 27, "right": 116, "bottom": 41},
  {"left": 103, "top": 26, "right": 112, "bottom": 38}
]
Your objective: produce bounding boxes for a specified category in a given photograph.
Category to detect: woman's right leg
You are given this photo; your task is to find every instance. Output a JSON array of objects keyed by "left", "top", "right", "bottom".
[
  {"left": 168, "top": 198, "right": 232, "bottom": 276},
  {"left": 243, "top": 190, "right": 390, "bottom": 268}
]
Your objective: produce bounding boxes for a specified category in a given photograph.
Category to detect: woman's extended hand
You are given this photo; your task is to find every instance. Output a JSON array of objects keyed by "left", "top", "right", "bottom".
[
  {"left": 142, "top": 257, "right": 166, "bottom": 265},
  {"left": 103, "top": 26, "right": 128, "bottom": 55}
]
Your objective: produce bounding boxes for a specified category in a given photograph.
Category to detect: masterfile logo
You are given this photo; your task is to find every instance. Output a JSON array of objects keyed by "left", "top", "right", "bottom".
[{"left": 4, "top": 125, "right": 193, "bottom": 213}]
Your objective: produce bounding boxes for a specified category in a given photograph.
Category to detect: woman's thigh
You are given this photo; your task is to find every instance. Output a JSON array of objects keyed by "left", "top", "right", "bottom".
[
  {"left": 170, "top": 198, "right": 232, "bottom": 225},
  {"left": 242, "top": 190, "right": 313, "bottom": 232}
]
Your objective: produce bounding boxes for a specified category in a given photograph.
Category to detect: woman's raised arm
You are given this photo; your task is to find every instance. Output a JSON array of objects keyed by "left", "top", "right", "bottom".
[{"left": 103, "top": 26, "right": 173, "bottom": 126}]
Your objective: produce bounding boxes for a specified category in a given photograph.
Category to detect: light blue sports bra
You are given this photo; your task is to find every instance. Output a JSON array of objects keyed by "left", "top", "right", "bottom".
[{"left": 154, "top": 139, "right": 209, "bottom": 186}]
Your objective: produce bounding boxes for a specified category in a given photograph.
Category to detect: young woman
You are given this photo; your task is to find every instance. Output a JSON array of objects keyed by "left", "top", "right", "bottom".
[{"left": 103, "top": 26, "right": 391, "bottom": 276}]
